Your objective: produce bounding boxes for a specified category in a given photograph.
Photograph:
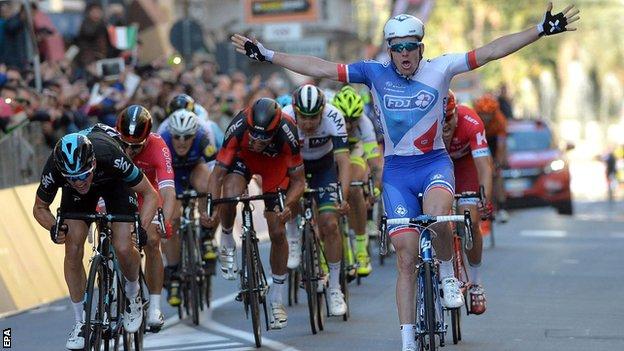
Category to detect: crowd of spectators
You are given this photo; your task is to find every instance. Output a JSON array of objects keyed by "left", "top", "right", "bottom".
[{"left": 0, "top": 1, "right": 294, "bottom": 151}]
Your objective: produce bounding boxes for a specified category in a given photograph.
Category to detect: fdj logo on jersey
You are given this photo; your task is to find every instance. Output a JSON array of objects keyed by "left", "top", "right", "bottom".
[{"left": 384, "top": 91, "right": 435, "bottom": 111}]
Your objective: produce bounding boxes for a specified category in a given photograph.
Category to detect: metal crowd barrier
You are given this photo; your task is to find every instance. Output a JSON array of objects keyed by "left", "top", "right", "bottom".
[{"left": 0, "top": 122, "right": 51, "bottom": 189}]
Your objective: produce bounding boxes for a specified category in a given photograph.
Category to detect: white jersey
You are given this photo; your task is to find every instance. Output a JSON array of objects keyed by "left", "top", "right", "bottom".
[
  {"left": 339, "top": 52, "right": 479, "bottom": 157},
  {"left": 350, "top": 112, "right": 378, "bottom": 145},
  {"left": 282, "top": 104, "right": 349, "bottom": 161}
]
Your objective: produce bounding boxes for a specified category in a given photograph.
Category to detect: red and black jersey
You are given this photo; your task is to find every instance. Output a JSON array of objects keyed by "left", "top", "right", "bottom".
[{"left": 216, "top": 108, "right": 303, "bottom": 192}]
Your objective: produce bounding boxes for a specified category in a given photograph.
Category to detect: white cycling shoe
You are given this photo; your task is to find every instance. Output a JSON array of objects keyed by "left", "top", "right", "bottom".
[
  {"left": 65, "top": 321, "right": 85, "bottom": 350},
  {"left": 328, "top": 288, "right": 347, "bottom": 316},
  {"left": 441, "top": 277, "right": 464, "bottom": 308},
  {"left": 146, "top": 308, "right": 164, "bottom": 329},
  {"left": 123, "top": 295, "right": 144, "bottom": 333},
  {"left": 219, "top": 246, "right": 238, "bottom": 280},
  {"left": 287, "top": 238, "right": 301, "bottom": 269},
  {"left": 269, "top": 303, "right": 288, "bottom": 329}
]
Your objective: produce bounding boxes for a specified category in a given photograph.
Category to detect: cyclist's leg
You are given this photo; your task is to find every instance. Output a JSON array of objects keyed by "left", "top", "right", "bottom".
[
  {"left": 190, "top": 162, "right": 217, "bottom": 261},
  {"left": 218, "top": 160, "right": 250, "bottom": 279},
  {"left": 382, "top": 157, "right": 422, "bottom": 330},
  {"left": 144, "top": 219, "right": 164, "bottom": 325},
  {"left": 348, "top": 157, "right": 372, "bottom": 275},
  {"left": 265, "top": 202, "right": 290, "bottom": 328},
  {"left": 421, "top": 153, "right": 463, "bottom": 308}
]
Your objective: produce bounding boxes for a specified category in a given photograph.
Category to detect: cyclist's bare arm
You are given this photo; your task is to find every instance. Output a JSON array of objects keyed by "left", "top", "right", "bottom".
[
  {"left": 472, "top": 3, "right": 579, "bottom": 67},
  {"left": 367, "top": 156, "right": 383, "bottom": 191},
  {"left": 335, "top": 151, "right": 351, "bottom": 201},
  {"left": 132, "top": 176, "right": 159, "bottom": 229},
  {"left": 474, "top": 156, "right": 494, "bottom": 202},
  {"left": 159, "top": 186, "right": 176, "bottom": 223},
  {"left": 33, "top": 196, "right": 55, "bottom": 230},
  {"left": 207, "top": 164, "right": 228, "bottom": 201},
  {"left": 231, "top": 34, "right": 341, "bottom": 80},
  {"left": 286, "top": 166, "right": 306, "bottom": 210}
]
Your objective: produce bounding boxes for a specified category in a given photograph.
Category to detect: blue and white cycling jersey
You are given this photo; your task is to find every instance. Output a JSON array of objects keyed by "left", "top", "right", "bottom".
[{"left": 338, "top": 52, "right": 479, "bottom": 157}]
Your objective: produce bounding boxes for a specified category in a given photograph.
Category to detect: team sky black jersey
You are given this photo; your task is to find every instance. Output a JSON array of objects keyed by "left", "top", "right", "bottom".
[{"left": 36, "top": 125, "right": 144, "bottom": 204}]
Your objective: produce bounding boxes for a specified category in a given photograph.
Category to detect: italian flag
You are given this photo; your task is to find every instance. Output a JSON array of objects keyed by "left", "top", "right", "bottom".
[{"left": 108, "top": 25, "right": 138, "bottom": 50}]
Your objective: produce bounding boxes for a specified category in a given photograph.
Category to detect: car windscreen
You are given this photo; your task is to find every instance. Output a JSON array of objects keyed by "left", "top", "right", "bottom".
[{"left": 507, "top": 129, "right": 553, "bottom": 152}]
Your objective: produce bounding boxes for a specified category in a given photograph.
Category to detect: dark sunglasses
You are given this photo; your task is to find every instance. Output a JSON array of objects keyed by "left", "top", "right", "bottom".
[
  {"left": 248, "top": 129, "right": 274, "bottom": 142},
  {"left": 63, "top": 166, "right": 94, "bottom": 182},
  {"left": 294, "top": 107, "right": 321, "bottom": 119},
  {"left": 389, "top": 41, "right": 422, "bottom": 53},
  {"left": 123, "top": 141, "right": 145, "bottom": 150},
  {"left": 173, "top": 134, "right": 195, "bottom": 141}
]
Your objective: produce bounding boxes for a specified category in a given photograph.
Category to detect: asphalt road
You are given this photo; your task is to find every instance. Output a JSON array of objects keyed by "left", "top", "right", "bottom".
[{"left": 2, "top": 200, "right": 624, "bottom": 351}]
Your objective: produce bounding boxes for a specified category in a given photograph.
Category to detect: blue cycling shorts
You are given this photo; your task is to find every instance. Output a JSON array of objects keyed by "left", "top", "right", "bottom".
[{"left": 382, "top": 149, "right": 455, "bottom": 236}]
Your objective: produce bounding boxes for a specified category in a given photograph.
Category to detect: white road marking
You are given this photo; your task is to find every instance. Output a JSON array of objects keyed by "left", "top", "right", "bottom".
[{"left": 520, "top": 230, "right": 567, "bottom": 238}]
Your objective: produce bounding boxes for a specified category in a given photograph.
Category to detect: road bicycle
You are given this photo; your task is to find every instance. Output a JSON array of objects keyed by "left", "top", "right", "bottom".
[
  {"left": 380, "top": 212, "right": 473, "bottom": 351},
  {"left": 207, "top": 191, "right": 284, "bottom": 348},
  {"left": 55, "top": 210, "right": 148, "bottom": 351}
]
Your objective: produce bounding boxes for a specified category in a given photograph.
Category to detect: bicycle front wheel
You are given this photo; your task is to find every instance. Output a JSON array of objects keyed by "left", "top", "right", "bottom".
[
  {"left": 422, "top": 262, "right": 437, "bottom": 351},
  {"left": 244, "top": 231, "right": 262, "bottom": 348},
  {"left": 302, "top": 223, "right": 319, "bottom": 334},
  {"left": 84, "top": 255, "right": 104, "bottom": 351}
]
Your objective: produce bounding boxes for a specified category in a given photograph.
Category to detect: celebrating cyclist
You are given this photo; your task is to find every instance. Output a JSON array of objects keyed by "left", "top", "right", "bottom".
[
  {"left": 331, "top": 85, "right": 383, "bottom": 277},
  {"left": 442, "top": 90, "right": 494, "bottom": 315},
  {"left": 158, "top": 109, "right": 218, "bottom": 306},
  {"left": 203, "top": 98, "right": 305, "bottom": 329},
  {"left": 474, "top": 93, "right": 509, "bottom": 222},
  {"left": 115, "top": 105, "right": 176, "bottom": 328},
  {"left": 33, "top": 125, "right": 158, "bottom": 349},
  {"left": 231, "top": 3, "right": 578, "bottom": 349},
  {"left": 282, "top": 84, "right": 351, "bottom": 316}
]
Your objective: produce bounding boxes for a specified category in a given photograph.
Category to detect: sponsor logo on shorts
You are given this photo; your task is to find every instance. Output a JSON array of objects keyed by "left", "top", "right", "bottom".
[
  {"left": 432, "top": 174, "right": 443, "bottom": 180},
  {"left": 395, "top": 204, "right": 407, "bottom": 216}
]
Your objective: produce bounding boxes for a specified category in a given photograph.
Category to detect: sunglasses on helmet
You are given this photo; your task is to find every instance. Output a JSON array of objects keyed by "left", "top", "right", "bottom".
[{"left": 389, "top": 41, "right": 422, "bottom": 53}]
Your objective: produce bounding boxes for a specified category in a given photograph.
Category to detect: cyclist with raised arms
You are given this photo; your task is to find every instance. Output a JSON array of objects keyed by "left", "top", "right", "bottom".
[
  {"left": 33, "top": 125, "right": 159, "bottom": 349},
  {"left": 282, "top": 84, "right": 351, "bottom": 316},
  {"left": 158, "top": 109, "right": 218, "bottom": 306},
  {"left": 442, "top": 90, "right": 494, "bottom": 315},
  {"left": 231, "top": 3, "right": 578, "bottom": 349},
  {"left": 115, "top": 105, "right": 176, "bottom": 328},
  {"left": 203, "top": 98, "right": 305, "bottom": 329},
  {"left": 331, "top": 85, "right": 383, "bottom": 277},
  {"left": 159, "top": 93, "right": 225, "bottom": 149}
]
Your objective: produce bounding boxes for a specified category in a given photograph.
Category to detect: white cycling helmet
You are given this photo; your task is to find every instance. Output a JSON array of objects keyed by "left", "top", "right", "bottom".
[
  {"left": 383, "top": 14, "right": 425, "bottom": 42},
  {"left": 168, "top": 109, "right": 199, "bottom": 136}
]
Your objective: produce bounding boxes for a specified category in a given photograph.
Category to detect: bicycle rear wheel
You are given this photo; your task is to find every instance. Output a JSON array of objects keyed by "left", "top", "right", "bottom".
[
  {"left": 244, "top": 232, "right": 263, "bottom": 348},
  {"left": 302, "top": 223, "right": 320, "bottom": 334},
  {"left": 84, "top": 255, "right": 104, "bottom": 351}
]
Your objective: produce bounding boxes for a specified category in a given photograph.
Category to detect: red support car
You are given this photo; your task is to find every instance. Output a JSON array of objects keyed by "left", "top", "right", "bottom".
[{"left": 501, "top": 119, "right": 573, "bottom": 215}]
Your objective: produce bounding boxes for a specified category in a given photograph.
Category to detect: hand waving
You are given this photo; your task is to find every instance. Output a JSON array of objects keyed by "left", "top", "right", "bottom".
[{"left": 537, "top": 2, "right": 580, "bottom": 36}]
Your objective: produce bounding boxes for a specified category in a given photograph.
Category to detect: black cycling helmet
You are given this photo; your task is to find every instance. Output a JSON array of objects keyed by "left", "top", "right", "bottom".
[
  {"left": 166, "top": 94, "right": 195, "bottom": 115},
  {"left": 293, "top": 84, "right": 325, "bottom": 116},
  {"left": 246, "top": 98, "right": 282, "bottom": 136},
  {"left": 116, "top": 105, "right": 153, "bottom": 144},
  {"left": 53, "top": 133, "right": 95, "bottom": 177}
]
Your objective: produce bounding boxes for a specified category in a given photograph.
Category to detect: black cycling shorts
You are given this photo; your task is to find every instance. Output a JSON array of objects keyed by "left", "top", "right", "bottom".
[
  {"left": 223, "top": 158, "right": 281, "bottom": 212},
  {"left": 60, "top": 180, "right": 138, "bottom": 220}
]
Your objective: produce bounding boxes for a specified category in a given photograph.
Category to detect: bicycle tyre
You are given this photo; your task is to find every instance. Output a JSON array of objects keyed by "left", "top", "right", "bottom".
[
  {"left": 245, "top": 230, "right": 262, "bottom": 348},
  {"left": 186, "top": 225, "right": 201, "bottom": 326},
  {"left": 303, "top": 223, "right": 319, "bottom": 334},
  {"left": 489, "top": 220, "right": 496, "bottom": 248},
  {"left": 340, "top": 259, "right": 350, "bottom": 322},
  {"left": 450, "top": 308, "right": 460, "bottom": 344},
  {"left": 313, "top": 234, "right": 326, "bottom": 331},
  {"left": 111, "top": 272, "right": 124, "bottom": 351},
  {"left": 84, "top": 254, "right": 104, "bottom": 351},
  {"left": 287, "top": 268, "right": 296, "bottom": 307},
  {"left": 423, "top": 262, "right": 436, "bottom": 351}
]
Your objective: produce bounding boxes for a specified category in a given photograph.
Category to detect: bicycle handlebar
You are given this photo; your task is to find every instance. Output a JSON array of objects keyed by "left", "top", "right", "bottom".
[
  {"left": 206, "top": 188, "right": 286, "bottom": 216},
  {"left": 55, "top": 209, "right": 142, "bottom": 246},
  {"left": 176, "top": 189, "right": 209, "bottom": 201}
]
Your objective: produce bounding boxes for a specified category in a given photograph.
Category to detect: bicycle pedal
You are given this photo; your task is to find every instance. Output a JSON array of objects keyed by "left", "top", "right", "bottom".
[
  {"left": 235, "top": 292, "right": 243, "bottom": 302},
  {"left": 148, "top": 326, "right": 163, "bottom": 333}
]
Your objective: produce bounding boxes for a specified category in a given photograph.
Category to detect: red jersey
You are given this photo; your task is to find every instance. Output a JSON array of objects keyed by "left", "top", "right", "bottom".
[
  {"left": 448, "top": 105, "right": 490, "bottom": 161},
  {"left": 217, "top": 108, "right": 303, "bottom": 193},
  {"left": 132, "top": 133, "right": 175, "bottom": 191}
]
